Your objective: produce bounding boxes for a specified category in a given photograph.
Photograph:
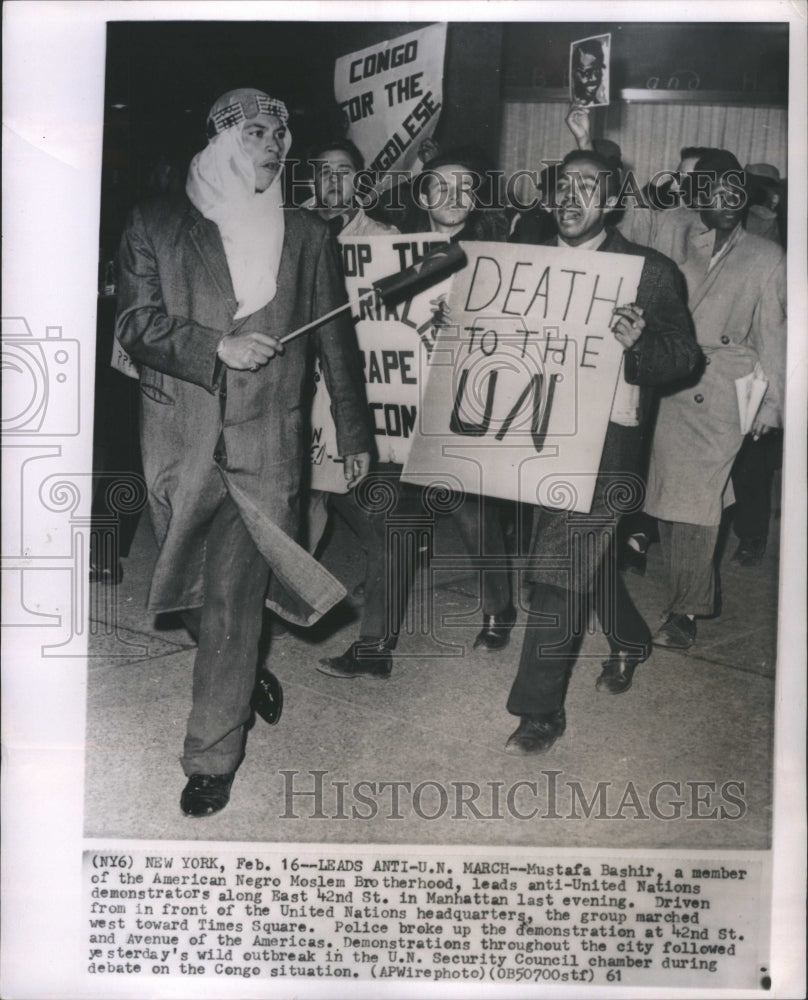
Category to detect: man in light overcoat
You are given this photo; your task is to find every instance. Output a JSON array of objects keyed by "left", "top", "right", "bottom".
[{"left": 625, "top": 150, "right": 786, "bottom": 648}]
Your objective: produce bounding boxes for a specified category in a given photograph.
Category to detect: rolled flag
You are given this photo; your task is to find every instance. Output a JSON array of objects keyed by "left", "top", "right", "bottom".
[
  {"left": 372, "top": 241, "right": 468, "bottom": 308},
  {"left": 281, "top": 242, "right": 468, "bottom": 344}
]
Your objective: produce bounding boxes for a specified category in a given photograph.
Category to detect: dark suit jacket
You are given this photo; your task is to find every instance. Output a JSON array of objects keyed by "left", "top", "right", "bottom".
[
  {"left": 116, "top": 195, "right": 372, "bottom": 623},
  {"left": 525, "top": 227, "right": 701, "bottom": 591}
]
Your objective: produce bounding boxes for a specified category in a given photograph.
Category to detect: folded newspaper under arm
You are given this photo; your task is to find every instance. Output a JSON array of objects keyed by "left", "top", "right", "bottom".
[{"left": 735, "top": 362, "right": 769, "bottom": 435}]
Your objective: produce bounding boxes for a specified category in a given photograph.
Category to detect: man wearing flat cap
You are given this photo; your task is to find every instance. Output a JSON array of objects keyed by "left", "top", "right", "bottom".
[{"left": 116, "top": 89, "right": 372, "bottom": 816}]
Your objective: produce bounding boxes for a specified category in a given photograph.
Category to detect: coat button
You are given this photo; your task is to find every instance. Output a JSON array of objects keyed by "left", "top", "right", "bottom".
[
  {"left": 720, "top": 335, "right": 730, "bottom": 344},
  {"left": 705, "top": 356, "right": 711, "bottom": 365},
  {"left": 694, "top": 393, "right": 704, "bottom": 403}
]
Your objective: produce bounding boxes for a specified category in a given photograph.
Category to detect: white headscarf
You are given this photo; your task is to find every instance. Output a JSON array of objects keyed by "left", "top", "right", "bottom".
[{"left": 186, "top": 89, "right": 292, "bottom": 320}]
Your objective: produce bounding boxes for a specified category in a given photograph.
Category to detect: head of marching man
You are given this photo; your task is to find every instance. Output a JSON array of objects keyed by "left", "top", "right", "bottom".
[
  {"left": 692, "top": 149, "right": 747, "bottom": 236},
  {"left": 202, "top": 88, "right": 292, "bottom": 192},
  {"left": 550, "top": 150, "right": 619, "bottom": 246},
  {"left": 186, "top": 89, "right": 292, "bottom": 321},
  {"left": 551, "top": 151, "right": 647, "bottom": 352},
  {"left": 416, "top": 150, "right": 483, "bottom": 237},
  {"left": 308, "top": 139, "right": 366, "bottom": 218}
]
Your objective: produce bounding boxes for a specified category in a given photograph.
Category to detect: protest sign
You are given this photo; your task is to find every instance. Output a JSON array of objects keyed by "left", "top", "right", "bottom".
[
  {"left": 334, "top": 23, "right": 447, "bottom": 184},
  {"left": 310, "top": 234, "right": 455, "bottom": 492},
  {"left": 401, "top": 241, "right": 644, "bottom": 513}
]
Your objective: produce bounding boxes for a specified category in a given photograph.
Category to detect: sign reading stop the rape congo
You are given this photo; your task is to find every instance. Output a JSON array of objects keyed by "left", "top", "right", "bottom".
[
  {"left": 310, "top": 234, "right": 454, "bottom": 493},
  {"left": 401, "top": 242, "right": 644, "bottom": 513}
]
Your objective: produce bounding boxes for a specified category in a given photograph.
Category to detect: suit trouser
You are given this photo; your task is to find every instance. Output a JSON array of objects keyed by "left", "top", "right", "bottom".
[
  {"left": 181, "top": 492, "right": 270, "bottom": 776},
  {"left": 506, "top": 565, "right": 651, "bottom": 718},
  {"left": 658, "top": 520, "right": 720, "bottom": 617},
  {"left": 507, "top": 422, "right": 651, "bottom": 717},
  {"left": 731, "top": 431, "right": 782, "bottom": 543},
  {"left": 330, "top": 467, "right": 512, "bottom": 645},
  {"left": 452, "top": 492, "right": 513, "bottom": 615}
]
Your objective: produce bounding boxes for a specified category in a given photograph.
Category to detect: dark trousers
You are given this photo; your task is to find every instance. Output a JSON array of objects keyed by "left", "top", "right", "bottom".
[
  {"left": 451, "top": 492, "right": 513, "bottom": 617},
  {"left": 506, "top": 565, "right": 651, "bottom": 717},
  {"left": 658, "top": 520, "right": 720, "bottom": 617},
  {"left": 330, "top": 467, "right": 511, "bottom": 645},
  {"left": 731, "top": 431, "right": 782, "bottom": 543},
  {"left": 180, "top": 492, "right": 270, "bottom": 776},
  {"left": 329, "top": 475, "right": 413, "bottom": 645}
]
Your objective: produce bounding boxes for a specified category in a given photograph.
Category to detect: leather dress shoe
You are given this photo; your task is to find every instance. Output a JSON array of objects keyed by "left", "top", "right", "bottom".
[
  {"left": 619, "top": 544, "right": 647, "bottom": 576},
  {"left": 652, "top": 613, "right": 696, "bottom": 650},
  {"left": 180, "top": 773, "right": 234, "bottom": 817},
  {"left": 596, "top": 650, "right": 646, "bottom": 694},
  {"left": 317, "top": 639, "right": 393, "bottom": 679},
  {"left": 251, "top": 668, "right": 283, "bottom": 725},
  {"left": 505, "top": 709, "right": 566, "bottom": 755},
  {"left": 473, "top": 603, "right": 517, "bottom": 650},
  {"left": 731, "top": 538, "right": 766, "bottom": 567}
]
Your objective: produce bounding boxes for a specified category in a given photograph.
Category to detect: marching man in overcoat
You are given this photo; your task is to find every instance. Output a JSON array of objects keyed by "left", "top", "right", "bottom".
[
  {"left": 566, "top": 110, "right": 787, "bottom": 648},
  {"left": 635, "top": 150, "right": 786, "bottom": 648},
  {"left": 116, "top": 89, "right": 372, "bottom": 816}
]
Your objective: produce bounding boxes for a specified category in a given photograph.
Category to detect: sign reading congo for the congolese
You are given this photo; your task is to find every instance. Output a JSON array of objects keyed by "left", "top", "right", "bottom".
[
  {"left": 310, "top": 234, "right": 453, "bottom": 493},
  {"left": 334, "top": 23, "right": 447, "bottom": 183},
  {"left": 401, "top": 242, "right": 644, "bottom": 513}
]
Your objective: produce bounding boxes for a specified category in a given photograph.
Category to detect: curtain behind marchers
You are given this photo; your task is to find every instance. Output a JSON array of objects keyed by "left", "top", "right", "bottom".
[{"left": 500, "top": 99, "right": 787, "bottom": 206}]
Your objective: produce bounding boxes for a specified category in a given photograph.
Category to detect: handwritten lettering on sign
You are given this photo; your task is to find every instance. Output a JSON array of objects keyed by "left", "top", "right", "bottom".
[
  {"left": 310, "top": 235, "right": 454, "bottom": 492},
  {"left": 334, "top": 23, "right": 447, "bottom": 182},
  {"left": 401, "top": 242, "right": 644, "bottom": 512}
]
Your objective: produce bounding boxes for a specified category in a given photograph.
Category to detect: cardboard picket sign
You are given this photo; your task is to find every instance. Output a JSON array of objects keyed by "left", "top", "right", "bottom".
[
  {"left": 334, "top": 23, "right": 447, "bottom": 185},
  {"left": 400, "top": 241, "right": 644, "bottom": 513},
  {"left": 309, "top": 234, "right": 457, "bottom": 493}
]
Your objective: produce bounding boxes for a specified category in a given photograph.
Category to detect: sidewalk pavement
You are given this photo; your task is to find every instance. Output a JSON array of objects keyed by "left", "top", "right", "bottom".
[{"left": 85, "top": 500, "right": 778, "bottom": 848}]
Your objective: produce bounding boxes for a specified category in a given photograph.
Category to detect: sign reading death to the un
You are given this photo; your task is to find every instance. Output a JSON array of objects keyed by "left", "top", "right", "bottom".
[
  {"left": 310, "top": 234, "right": 454, "bottom": 492},
  {"left": 401, "top": 242, "right": 644, "bottom": 513},
  {"left": 334, "top": 23, "right": 447, "bottom": 182}
]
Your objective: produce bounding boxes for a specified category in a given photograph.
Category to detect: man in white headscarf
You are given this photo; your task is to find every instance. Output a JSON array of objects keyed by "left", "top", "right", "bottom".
[{"left": 117, "top": 89, "right": 372, "bottom": 817}]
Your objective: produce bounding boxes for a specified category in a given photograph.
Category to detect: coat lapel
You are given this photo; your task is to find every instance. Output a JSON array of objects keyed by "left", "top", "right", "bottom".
[
  {"left": 685, "top": 224, "right": 744, "bottom": 312},
  {"left": 599, "top": 228, "right": 624, "bottom": 254},
  {"left": 263, "top": 214, "right": 296, "bottom": 327},
  {"left": 184, "top": 205, "right": 239, "bottom": 314}
]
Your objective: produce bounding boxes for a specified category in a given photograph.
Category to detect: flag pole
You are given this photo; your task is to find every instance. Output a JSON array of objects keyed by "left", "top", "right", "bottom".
[
  {"left": 279, "top": 242, "right": 468, "bottom": 345},
  {"left": 280, "top": 301, "right": 353, "bottom": 345}
]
